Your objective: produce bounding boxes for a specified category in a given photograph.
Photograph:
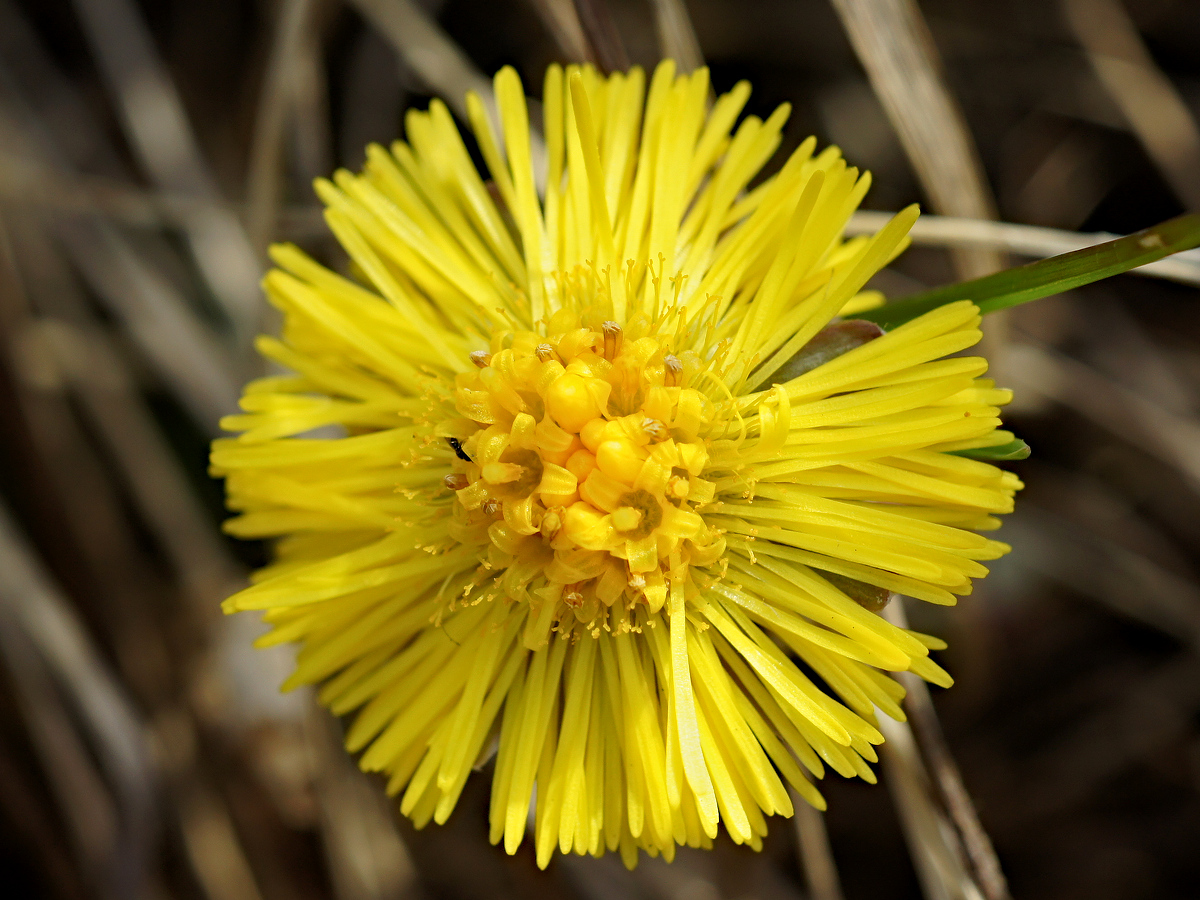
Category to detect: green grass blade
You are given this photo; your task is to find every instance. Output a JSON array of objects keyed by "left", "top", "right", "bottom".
[
  {"left": 949, "top": 439, "right": 1031, "bottom": 462},
  {"left": 857, "top": 213, "right": 1200, "bottom": 330}
]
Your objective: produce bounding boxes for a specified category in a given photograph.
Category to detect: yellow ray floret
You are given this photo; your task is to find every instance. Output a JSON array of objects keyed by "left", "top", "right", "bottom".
[{"left": 211, "top": 60, "right": 1022, "bottom": 868}]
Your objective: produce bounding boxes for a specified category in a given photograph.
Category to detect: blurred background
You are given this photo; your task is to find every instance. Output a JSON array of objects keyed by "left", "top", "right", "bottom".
[{"left": 0, "top": 0, "right": 1199, "bottom": 898}]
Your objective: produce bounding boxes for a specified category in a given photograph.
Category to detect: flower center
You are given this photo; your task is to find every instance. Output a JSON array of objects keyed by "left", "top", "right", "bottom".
[{"left": 446, "top": 313, "right": 726, "bottom": 631}]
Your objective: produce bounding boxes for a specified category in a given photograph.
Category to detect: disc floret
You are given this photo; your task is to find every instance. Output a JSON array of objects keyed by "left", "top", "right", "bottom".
[{"left": 448, "top": 305, "right": 726, "bottom": 643}]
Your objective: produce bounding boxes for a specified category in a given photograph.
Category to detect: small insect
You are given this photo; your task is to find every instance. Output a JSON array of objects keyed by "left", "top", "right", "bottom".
[{"left": 446, "top": 437, "right": 471, "bottom": 462}]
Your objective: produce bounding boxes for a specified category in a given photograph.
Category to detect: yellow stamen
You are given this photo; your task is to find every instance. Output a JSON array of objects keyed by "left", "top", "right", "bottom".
[
  {"left": 612, "top": 507, "right": 643, "bottom": 533},
  {"left": 483, "top": 462, "right": 524, "bottom": 484}
]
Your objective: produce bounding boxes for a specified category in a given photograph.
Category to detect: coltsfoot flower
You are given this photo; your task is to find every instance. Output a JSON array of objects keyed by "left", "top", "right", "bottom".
[{"left": 212, "top": 61, "right": 1022, "bottom": 868}]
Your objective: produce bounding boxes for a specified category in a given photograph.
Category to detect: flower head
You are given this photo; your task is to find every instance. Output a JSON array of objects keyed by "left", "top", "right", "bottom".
[{"left": 212, "top": 61, "right": 1021, "bottom": 868}]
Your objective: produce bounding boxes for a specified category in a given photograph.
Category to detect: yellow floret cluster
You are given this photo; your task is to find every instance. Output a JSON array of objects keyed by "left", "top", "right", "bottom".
[
  {"left": 447, "top": 304, "right": 730, "bottom": 642},
  {"left": 212, "top": 60, "right": 1025, "bottom": 869}
]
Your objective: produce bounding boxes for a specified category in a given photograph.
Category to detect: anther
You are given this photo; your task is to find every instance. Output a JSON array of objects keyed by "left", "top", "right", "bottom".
[
  {"left": 601, "top": 321, "right": 623, "bottom": 360},
  {"left": 443, "top": 473, "right": 469, "bottom": 491},
  {"left": 642, "top": 418, "right": 669, "bottom": 442},
  {"left": 667, "top": 476, "right": 690, "bottom": 500},
  {"left": 482, "top": 462, "right": 524, "bottom": 484},
  {"left": 470, "top": 350, "right": 492, "bottom": 368},
  {"left": 481, "top": 499, "right": 500, "bottom": 516},
  {"left": 541, "top": 510, "right": 562, "bottom": 539},
  {"left": 628, "top": 573, "right": 646, "bottom": 593},
  {"left": 612, "top": 506, "right": 644, "bottom": 533},
  {"left": 535, "top": 343, "right": 561, "bottom": 363},
  {"left": 564, "top": 583, "right": 585, "bottom": 609},
  {"left": 664, "top": 354, "right": 682, "bottom": 386}
]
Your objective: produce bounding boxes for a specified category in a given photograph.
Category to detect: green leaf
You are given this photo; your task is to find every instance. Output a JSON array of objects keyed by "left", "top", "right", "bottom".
[
  {"left": 857, "top": 213, "right": 1200, "bottom": 330},
  {"left": 949, "top": 439, "right": 1031, "bottom": 461}
]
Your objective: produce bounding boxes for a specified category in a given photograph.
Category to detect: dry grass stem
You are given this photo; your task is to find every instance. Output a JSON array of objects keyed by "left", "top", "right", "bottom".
[
  {"left": 0, "top": 499, "right": 157, "bottom": 899},
  {"left": 878, "top": 709, "right": 983, "bottom": 900},
  {"left": 1003, "top": 340, "right": 1200, "bottom": 490},
  {"left": 0, "top": 5, "right": 243, "bottom": 425},
  {"left": 287, "top": 18, "right": 334, "bottom": 185},
  {"left": 172, "top": 776, "right": 267, "bottom": 900},
  {"left": 883, "top": 601, "right": 1010, "bottom": 900},
  {"left": 349, "top": 0, "right": 496, "bottom": 124},
  {"left": 349, "top": 0, "right": 547, "bottom": 187},
  {"left": 0, "top": 148, "right": 327, "bottom": 238},
  {"left": 0, "top": 622, "right": 120, "bottom": 894},
  {"left": 885, "top": 615, "right": 1010, "bottom": 900},
  {"left": 848, "top": 211, "right": 1200, "bottom": 287},
  {"left": 36, "top": 317, "right": 242, "bottom": 608},
  {"left": 1020, "top": 653, "right": 1200, "bottom": 815},
  {"left": 650, "top": 0, "right": 705, "bottom": 74},
  {"left": 1009, "top": 505, "right": 1200, "bottom": 649},
  {"left": 307, "top": 709, "right": 418, "bottom": 900},
  {"left": 1062, "top": 0, "right": 1200, "bottom": 211},
  {"left": 525, "top": 0, "right": 595, "bottom": 63},
  {"left": 791, "top": 787, "right": 844, "bottom": 900},
  {"left": 829, "top": 0, "right": 1001, "bottom": 280},
  {"left": 246, "top": 0, "right": 323, "bottom": 259},
  {"left": 2, "top": 218, "right": 259, "bottom": 900},
  {"left": 66, "top": 0, "right": 262, "bottom": 344},
  {"left": 55, "top": 218, "right": 244, "bottom": 431},
  {"left": 572, "top": 0, "right": 630, "bottom": 74}
]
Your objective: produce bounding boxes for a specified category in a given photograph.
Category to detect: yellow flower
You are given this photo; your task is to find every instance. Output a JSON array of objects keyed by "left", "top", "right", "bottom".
[{"left": 211, "top": 61, "right": 1021, "bottom": 868}]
